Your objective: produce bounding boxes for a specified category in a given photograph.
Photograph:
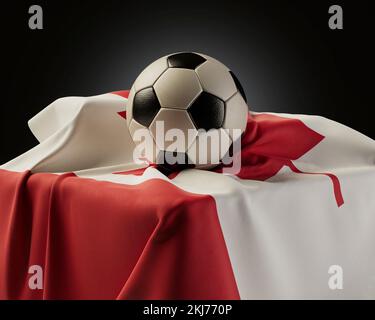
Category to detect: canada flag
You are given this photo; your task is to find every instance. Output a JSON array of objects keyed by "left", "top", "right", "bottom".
[{"left": 0, "top": 91, "right": 374, "bottom": 299}]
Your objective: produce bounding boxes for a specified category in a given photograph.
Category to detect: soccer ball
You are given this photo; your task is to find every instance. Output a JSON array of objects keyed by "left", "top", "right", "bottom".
[{"left": 126, "top": 52, "right": 249, "bottom": 169}]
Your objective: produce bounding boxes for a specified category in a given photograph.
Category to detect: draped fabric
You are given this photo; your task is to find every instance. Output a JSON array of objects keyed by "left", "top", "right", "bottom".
[
  {"left": 0, "top": 170, "right": 239, "bottom": 299},
  {"left": 1, "top": 91, "right": 374, "bottom": 299}
]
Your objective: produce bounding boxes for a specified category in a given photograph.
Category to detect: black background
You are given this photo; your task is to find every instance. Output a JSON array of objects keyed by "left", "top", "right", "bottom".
[{"left": 1, "top": 0, "right": 373, "bottom": 164}]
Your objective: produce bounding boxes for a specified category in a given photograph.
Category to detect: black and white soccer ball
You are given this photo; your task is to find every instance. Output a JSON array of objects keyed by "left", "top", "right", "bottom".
[{"left": 127, "top": 52, "right": 249, "bottom": 169}]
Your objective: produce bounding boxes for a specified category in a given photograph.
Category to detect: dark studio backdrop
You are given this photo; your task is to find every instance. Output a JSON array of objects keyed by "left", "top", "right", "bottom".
[{"left": 1, "top": 0, "right": 373, "bottom": 164}]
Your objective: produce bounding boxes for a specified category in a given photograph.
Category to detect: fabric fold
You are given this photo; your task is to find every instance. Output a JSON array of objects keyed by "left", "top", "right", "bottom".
[{"left": 0, "top": 170, "right": 239, "bottom": 299}]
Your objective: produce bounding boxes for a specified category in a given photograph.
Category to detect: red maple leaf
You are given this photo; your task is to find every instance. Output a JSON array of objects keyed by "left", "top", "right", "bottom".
[{"left": 112, "top": 89, "right": 343, "bottom": 207}]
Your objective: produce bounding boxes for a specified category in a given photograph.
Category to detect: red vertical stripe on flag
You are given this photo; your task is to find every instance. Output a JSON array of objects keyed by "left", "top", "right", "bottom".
[{"left": 0, "top": 169, "right": 240, "bottom": 300}]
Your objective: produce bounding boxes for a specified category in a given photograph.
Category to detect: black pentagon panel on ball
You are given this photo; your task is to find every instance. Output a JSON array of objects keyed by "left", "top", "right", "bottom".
[
  {"left": 167, "top": 52, "right": 206, "bottom": 70},
  {"left": 229, "top": 71, "right": 247, "bottom": 103},
  {"left": 133, "top": 87, "right": 161, "bottom": 127},
  {"left": 188, "top": 92, "right": 225, "bottom": 130}
]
